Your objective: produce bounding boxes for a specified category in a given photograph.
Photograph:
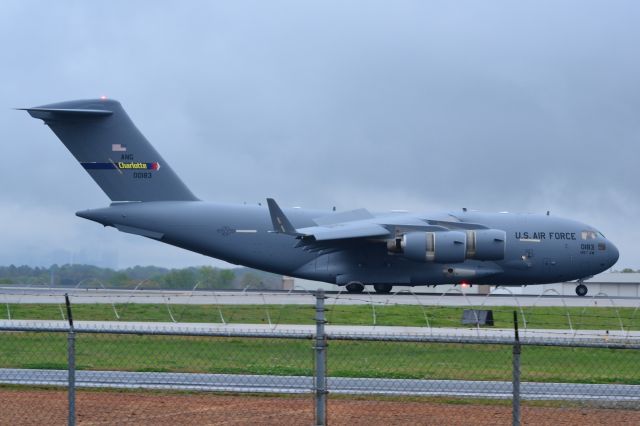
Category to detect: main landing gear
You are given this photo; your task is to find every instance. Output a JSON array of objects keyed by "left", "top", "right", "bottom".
[
  {"left": 575, "top": 281, "right": 588, "bottom": 297},
  {"left": 373, "top": 284, "right": 393, "bottom": 294},
  {"left": 345, "top": 282, "right": 394, "bottom": 294},
  {"left": 345, "top": 282, "right": 365, "bottom": 294}
]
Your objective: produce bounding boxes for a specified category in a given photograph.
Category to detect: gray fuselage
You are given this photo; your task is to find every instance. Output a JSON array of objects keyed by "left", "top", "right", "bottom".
[{"left": 78, "top": 201, "right": 619, "bottom": 287}]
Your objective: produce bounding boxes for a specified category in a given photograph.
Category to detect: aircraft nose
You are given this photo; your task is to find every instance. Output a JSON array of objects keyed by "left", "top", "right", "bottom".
[{"left": 607, "top": 240, "right": 619, "bottom": 268}]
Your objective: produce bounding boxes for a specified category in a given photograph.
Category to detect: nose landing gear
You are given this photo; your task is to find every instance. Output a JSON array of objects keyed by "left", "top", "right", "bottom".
[{"left": 575, "top": 282, "right": 588, "bottom": 297}]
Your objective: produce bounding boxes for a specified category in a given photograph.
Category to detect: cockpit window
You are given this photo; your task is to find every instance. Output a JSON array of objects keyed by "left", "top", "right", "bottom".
[{"left": 581, "top": 230, "right": 597, "bottom": 240}]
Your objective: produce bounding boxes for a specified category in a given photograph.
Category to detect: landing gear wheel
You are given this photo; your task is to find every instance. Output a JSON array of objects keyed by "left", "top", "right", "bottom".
[
  {"left": 345, "top": 282, "right": 365, "bottom": 294},
  {"left": 575, "top": 283, "right": 588, "bottom": 297},
  {"left": 373, "top": 284, "right": 393, "bottom": 294}
]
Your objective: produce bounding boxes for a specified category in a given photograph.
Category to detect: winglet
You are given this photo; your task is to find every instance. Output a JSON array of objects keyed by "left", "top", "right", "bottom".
[{"left": 267, "top": 198, "right": 298, "bottom": 235}]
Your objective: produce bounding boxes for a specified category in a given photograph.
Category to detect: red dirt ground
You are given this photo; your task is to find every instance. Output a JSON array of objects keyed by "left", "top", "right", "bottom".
[{"left": 1, "top": 389, "right": 639, "bottom": 425}]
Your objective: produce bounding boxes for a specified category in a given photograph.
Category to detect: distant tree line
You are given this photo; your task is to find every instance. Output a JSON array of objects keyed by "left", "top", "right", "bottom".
[{"left": 0, "top": 264, "right": 283, "bottom": 290}]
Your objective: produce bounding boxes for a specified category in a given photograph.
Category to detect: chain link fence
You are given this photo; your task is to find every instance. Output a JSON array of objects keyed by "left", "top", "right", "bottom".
[{"left": 1, "top": 291, "right": 640, "bottom": 425}]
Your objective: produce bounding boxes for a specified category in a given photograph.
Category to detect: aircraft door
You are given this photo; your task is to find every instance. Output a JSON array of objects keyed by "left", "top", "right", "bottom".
[
  {"left": 315, "top": 254, "right": 329, "bottom": 273},
  {"left": 543, "top": 257, "right": 564, "bottom": 281}
]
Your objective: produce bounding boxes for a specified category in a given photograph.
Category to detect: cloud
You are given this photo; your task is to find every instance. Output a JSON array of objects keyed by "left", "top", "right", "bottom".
[{"left": 1, "top": 1, "right": 638, "bottom": 268}]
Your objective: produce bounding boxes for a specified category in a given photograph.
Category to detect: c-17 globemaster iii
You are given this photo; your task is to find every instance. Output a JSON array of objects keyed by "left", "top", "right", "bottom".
[{"left": 23, "top": 98, "right": 619, "bottom": 296}]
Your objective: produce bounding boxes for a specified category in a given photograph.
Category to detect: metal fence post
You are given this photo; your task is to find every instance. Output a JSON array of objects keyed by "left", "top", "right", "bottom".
[
  {"left": 65, "top": 294, "right": 76, "bottom": 426},
  {"left": 314, "top": 289, "right": 327, "bottom": 426},
  {"left": 512, "top": 310, "right": 521, "bottom": 426}
]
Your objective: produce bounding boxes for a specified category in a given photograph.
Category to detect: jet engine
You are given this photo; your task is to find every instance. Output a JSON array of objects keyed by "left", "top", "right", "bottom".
[
  {"left": 465, "top": 229, "right": 506, "bottom": 261},
  {"left": 388, "top": 229, "right": 506, "bottom": 263},
  {"left": 397, "top": 231, "right": 467, "bottom": 263}
]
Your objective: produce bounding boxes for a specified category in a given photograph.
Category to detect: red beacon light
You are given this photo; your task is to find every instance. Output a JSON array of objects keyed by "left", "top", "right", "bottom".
[{"left": 99, "top": 95, "right": 108, "bottom": 100}]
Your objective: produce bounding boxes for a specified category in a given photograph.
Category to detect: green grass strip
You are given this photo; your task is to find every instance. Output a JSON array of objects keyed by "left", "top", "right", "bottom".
[
  {"left": 2, "top": 303, "right": 640, "bottom": 331},
  {"left": 1, "top": 332, "right": 639, "bottom": 384}
]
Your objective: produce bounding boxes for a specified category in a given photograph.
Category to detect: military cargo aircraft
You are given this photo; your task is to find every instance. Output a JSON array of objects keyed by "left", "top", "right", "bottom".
[{"left": 23, "top": 99, "right": 619, "bottom": 296}]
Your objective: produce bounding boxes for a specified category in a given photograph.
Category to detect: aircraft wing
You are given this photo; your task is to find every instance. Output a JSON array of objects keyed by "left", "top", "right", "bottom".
[
  {"left": 267, "top": 198, "right": 390, "bottom": 241},
  {"left": 266, "top": 198, "right": 485, "bottom": 244},
  {"left": 296, "top": 222, "right": 391, "bottom": 241}
]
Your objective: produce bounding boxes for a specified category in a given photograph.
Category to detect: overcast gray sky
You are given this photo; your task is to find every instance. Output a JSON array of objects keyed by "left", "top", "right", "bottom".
[{"left": 1, "top": 1, "right": 638, "bottom": 270}]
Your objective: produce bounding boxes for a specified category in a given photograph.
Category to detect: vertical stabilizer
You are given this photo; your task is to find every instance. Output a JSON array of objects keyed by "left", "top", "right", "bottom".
[{"left": 23, "top": 99, "right": 198, "bottom": 202}]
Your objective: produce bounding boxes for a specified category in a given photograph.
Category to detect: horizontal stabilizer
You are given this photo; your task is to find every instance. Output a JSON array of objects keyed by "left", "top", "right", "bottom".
[{"left": 18, "top": 107, "right": 113, "bottom": 120}]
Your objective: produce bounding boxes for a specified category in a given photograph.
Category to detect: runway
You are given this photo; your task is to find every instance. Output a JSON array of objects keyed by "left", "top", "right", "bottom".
[
  {"left": 0, "top": 368, "right": 637, "bottom": 401},
  {"left": 1, "top": 287, "right": 639, "bottom": 307}
]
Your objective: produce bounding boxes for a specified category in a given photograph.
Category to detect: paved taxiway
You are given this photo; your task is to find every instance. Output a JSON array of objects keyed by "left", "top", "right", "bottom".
[
  {"left": 0, "top": 368, "right": 637, "bottom": 401},
  {"left": 1, "top": 320, "right": 638, "bottom": 344},
  {"left": 1, "top": 287, "right": 639, "bottom": 307}
]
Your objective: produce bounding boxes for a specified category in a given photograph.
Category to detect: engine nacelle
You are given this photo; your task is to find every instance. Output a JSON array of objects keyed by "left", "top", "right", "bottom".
[
  {"left": 388, "top": 229, "right": 506, "bottom": 263},
  {"left": 400, "top": 231, "right": 467, "bottom": 263},
  {"left": 465, "top": 229, "right": 506, "bottom": 261}
]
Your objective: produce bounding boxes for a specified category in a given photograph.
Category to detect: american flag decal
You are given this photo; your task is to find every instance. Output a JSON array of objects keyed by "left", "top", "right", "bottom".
[{"left": 112, "top": 144, "right": 127, "bottom": 152}]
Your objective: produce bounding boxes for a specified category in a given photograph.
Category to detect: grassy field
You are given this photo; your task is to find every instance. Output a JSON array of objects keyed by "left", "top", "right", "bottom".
[
  {"left": 2, "top": 303, "right": 639, "bottom": 385},
  {"left": 2, "top": 303, "right": 640, "bottom": 331},
  {"left": 0, "top": 332, "right": 638, "bottom": 384}
]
